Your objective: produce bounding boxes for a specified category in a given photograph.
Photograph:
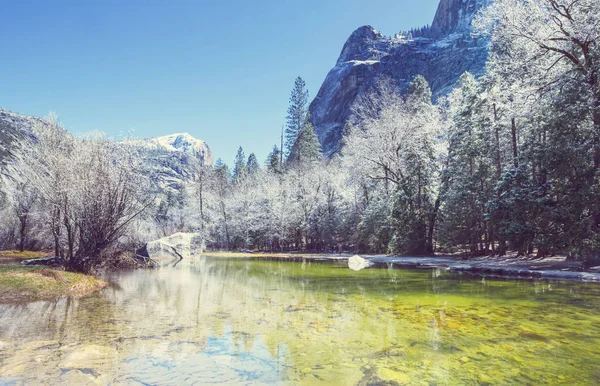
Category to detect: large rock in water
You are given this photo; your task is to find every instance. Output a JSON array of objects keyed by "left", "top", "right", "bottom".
[
  {"left": 139, "top": 232, "right": 203, "bottom": 259},
  {"left": 309, "top": 0, "right": 491, "bottom": 156},
  {"left": 348, "top": 255, "right": 374, "bottom": 271}
]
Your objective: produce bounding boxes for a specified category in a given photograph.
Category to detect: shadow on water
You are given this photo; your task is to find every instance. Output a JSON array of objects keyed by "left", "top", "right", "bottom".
[{"left": 1, "top": 257, "right": 600, "bottom": 384}]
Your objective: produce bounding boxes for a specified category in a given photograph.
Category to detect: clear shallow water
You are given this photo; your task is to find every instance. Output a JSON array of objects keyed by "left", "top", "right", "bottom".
[{"left": 1, "top": 258, "right": 600, "bottom": 385}]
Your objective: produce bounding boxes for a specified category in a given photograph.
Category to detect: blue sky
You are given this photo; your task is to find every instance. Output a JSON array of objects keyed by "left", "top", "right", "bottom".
[{"left": 0, "top": 0, "right": 439, "bottom": 164}]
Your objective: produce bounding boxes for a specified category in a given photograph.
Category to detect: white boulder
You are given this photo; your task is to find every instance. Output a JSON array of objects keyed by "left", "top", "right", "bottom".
[
  {"left": 348, "top": 255, "right": 374, "bottom": 271},
  {"left": 141, "top": 232, "right": 203, "bottom": 259}
]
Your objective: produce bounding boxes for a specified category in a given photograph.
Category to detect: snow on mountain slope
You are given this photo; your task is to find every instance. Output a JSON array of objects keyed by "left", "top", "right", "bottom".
[
  {"left": 0, "top": 109, "right": 213, "bottom": 203},
  {"left": 139, "top": 133, "right": 213, "bottom": 166},
  {"left": 129, "top": 133, "right": 213, "bottom": 194}
]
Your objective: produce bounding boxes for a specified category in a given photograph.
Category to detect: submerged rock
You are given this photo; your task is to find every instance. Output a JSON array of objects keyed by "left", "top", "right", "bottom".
[
  {"left": 376, "top": 367, "right": 410, "bottom": 385},
  {"left": 519, "top": 331, "right": 549, "bottom": 342},
  {"left": 59, "top": 369, "right": 98, "bottom": 384},
  {"left": 138, "top": 232, "right": 203, "bottom": 260},
  {"left": 59, "top": 344, "right": 118, "bottom": 370},
  {"left": 348, "top": 255, "right": 374, "bottom": 271}
]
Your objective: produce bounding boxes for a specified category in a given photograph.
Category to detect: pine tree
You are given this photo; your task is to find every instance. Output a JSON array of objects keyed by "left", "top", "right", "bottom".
[
  {"left": 285, "top": 77, "right": 309, "bottom": 159},
  {"left": 289, "top": 121, "right": 322, "bottom": 165},
  {"left": 406, "top": 75, "right": 432, "bottom": 109},
  {"left": 266, "top": 145, "right": 282, "bottom": 174},
  {"left": 233, "top": 147, "right": 247, "bottom": 183},
  {"left": 440, "top": 72, "right": 495, "bottom": 255},
  {"left": 247, "top": 153, "right": 260, "bottom": 175}
]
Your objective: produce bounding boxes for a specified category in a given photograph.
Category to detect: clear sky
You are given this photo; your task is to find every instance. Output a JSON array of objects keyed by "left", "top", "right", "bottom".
[{"left": 0, "top": 0, "right": 439, "bottom": 164}]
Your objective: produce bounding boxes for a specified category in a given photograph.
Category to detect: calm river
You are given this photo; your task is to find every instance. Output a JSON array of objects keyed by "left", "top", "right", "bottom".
[{"left": 1, "top": 257, "right": 600, "bottom": 385}]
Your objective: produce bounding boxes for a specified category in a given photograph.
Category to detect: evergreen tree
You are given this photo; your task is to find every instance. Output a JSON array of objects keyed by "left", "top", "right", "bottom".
[
  {"left": 289, "top": 121, "right": 322, "bottom": 165},
  {"left": 247, "top": 153, "right": 260, "bottom": 175},
  {"left": 285, "top": 77, "right": 309, "bottom": 158},
  {"left": 474, "top": 0, "right": 600, "bottom": 260},
  {"left": 406, "top": 75, "right": 432, "bottom": 109},
  {"left": 233, "top": 147, "right": 247, "bottom": 183},
  {"left": 440, "top": 72, "right": 496, "bottom": 255},
  {"left": 266, "top": 145, "right": 282, "bottom": 174}
]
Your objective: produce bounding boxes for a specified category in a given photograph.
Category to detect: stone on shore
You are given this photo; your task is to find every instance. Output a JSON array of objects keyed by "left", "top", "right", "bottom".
[
  {"left": 21, "top": 256, "right": 60, "bottom": 266},
  {"left": 348, "top": 255, "right": 374, "bottom": 271},
  {"left": 138, "top": 232, "right": 203, "bottom": 259}
]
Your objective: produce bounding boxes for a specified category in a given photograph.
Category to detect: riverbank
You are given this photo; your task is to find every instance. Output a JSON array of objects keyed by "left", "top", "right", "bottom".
[
  {"left": 202, "top": 251, "right": 600, "bottom": 283},
  {"left": 0, "top": 251, "right": 108, "bottom": 303}
]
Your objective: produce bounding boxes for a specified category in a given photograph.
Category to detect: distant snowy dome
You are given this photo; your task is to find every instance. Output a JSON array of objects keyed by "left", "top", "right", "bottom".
[
  {"left": 155, "top": 133, "right": 208, "bottom": 154},
  {"left": 137, "top": 132, "right": 213, "bottom": 166},
  {"left": 128, "top": 132, "right": 213, "bottom": 194}
]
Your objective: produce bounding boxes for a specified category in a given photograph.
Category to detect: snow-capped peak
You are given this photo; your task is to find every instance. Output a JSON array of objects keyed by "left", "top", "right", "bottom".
[
  {"left": 153, "top": 133, "right": 207, "bottom": 154},
  {"left": 129, "top": 132, "right": 213, "bottom": 166}
]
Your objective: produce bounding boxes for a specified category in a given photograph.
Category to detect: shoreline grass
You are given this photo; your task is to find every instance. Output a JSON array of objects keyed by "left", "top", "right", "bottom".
[
  {"left": 0, "top": 251, "right": 107, "bottom": 303},
  {"left": 0, "top": 250, "right": 50, "bottom": 264}
]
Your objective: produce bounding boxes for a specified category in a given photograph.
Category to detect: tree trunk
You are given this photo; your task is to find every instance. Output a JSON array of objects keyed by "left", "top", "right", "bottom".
[
  {"left": 591, "top": 76, "right": 600, "bottom": 233},
  {"left": 511, "top": 117, "right": 518, "bottom": 169},
  {"left": 591, "top": 73, "right": 600, "bottom": 172},
  {"left": 493, "top": 104, "right": 506, "bottom": 256},
  {"left": 426, "top": 196, "right": 441, "bottom": 254},
  {"left": 18, "top": 214, "right": 27, "bottom": 252},
  {"left": 494, "top": 104, "right": 502, "bottom": 178},
  {"left": 52, "top": 207, "right": 61, "bottom": 258},
  {"left": 198, "top": 178, "right": 204, "bottom": 235}
]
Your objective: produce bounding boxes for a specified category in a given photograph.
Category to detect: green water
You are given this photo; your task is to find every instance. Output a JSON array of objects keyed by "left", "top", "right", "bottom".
[{"left": 1, "top": 257, "right": 600, "bottom": 385}]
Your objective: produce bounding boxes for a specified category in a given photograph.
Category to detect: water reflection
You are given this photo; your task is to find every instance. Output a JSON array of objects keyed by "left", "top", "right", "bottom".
[{"left": 1, "top": 257, "right": 600, "bottom": 385}]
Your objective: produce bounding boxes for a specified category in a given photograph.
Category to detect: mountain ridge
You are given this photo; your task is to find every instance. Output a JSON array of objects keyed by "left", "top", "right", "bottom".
[
  {"left": 309, "top": 0, "right": 491, "bottom": 156},
  {"left": 0, "top": 109, "right": 212, "bottom": 201}
]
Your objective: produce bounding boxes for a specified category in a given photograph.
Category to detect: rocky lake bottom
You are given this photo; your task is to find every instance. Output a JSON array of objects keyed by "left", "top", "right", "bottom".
[{"left": 1, "top": 257, "right": 599, "bottom": 385}]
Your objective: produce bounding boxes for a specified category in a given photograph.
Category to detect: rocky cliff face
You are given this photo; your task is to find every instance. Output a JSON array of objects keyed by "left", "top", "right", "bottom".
[
  {"left": 432, "top": 0, "right": 490, "bottom": 35},
  {"left": 309, "top": 0, "right": 491, "bottom": 156}
]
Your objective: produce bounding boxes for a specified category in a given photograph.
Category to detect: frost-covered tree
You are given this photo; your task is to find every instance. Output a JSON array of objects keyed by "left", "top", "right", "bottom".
[
  {"left": 475, "top": 0, "right": 600, "bottom": 168},
  {"left": 474, "top": 0, "right": 600, "bottom": 259},
  {"left": 11, "top": 181, "right": 39, "bottom": 252},
  {"left": 20, "top": 119, "right": 151, "bottom": 273},
  {"left": 212, "top": 159, "right": 232, "bottom": 249},
  {"left": 346, "top": 77, "right": 443, "bottom": 254}
]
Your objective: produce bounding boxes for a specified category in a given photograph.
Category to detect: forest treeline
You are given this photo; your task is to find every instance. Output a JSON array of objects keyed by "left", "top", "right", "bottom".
[
  {"left": 183, "top": 0, "right": 600, "bottom": 260},
  {"left": 1, "top": 0, "right": 599, "bottom": 272}
]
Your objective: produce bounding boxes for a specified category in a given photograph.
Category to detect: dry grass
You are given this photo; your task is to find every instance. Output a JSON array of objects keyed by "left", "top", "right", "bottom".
[
  {"left": 0, "top": 264, "right": 107, "bottom": 303},
  {"left": 0, "top": 250, "right": 49, "bottom": 264}
]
